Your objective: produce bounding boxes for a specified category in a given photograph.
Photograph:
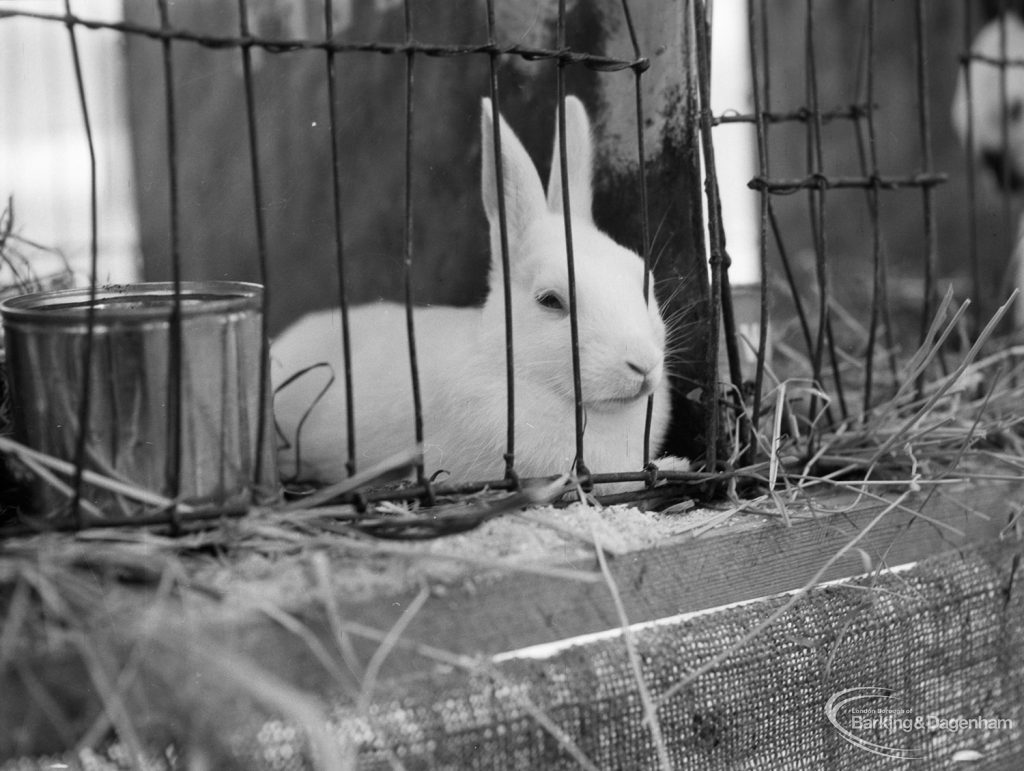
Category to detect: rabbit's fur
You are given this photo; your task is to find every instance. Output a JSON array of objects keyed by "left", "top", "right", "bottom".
[
  {"left": 271, "top": 96, "right": 687, "bottom": 486},
  {"left": 952, "top": 13, "right": 1024, "bottom": 191},
  {"left": 951, "top": 13, "right": 1024, "bottom": 324}
]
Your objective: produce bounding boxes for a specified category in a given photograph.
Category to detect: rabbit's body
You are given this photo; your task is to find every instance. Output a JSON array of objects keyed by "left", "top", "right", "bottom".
[
  {"left": 271, "top": 96, "right": 687, "bottom": 486},
  {"left": 272, "top": 298, "right": 673, "bottom": 483}
]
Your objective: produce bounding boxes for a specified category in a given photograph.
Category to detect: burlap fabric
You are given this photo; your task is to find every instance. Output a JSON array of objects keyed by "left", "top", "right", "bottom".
[{"left": 316, "top": 543, "right": 1024, "bottom": 770}]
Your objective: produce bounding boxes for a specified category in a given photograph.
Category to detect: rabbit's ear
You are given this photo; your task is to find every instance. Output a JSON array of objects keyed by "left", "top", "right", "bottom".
[
  {"left": 481, "top": 98, "right": 547, "bottom": 242},
  {"left": 546, "top": 95, "right": 593, "bottom": 222}
]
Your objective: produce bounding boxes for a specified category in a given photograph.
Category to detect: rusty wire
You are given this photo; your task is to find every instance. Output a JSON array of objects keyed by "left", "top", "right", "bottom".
[
  {"left": 235, "top": 0, "right": 273, "bottom": 493},
  {"left": 484, "top": 0, "right": 519, "bottom": 486},
  {"left": 0, "top": 1, "right": 998, "bottom": 536},
  {"left": 399, "top": 0, "right": 432, "bottom": 504},
  {"left": 554, "top": 0, "right": 590, "bottom": 485},
  {"left": 0, "top": 2, "right": 676, "bottom": 536},
  {"left": 859, "top": 0, "right": 893, "bottom": 412},
  {"left": 323, "top": 0, "right": 358, "bottom": 480},
  {"left": 156, "top": 0, "right": 183, "bottom": 535},
  {"left": 619, "top": 0, "right": 657, "bottom": 474},
  {"left": 0, "top": 7, "right": 646, "bottom": 71},
  {"left": 61, "top": 0, "right": 98, "bottom": 529}
]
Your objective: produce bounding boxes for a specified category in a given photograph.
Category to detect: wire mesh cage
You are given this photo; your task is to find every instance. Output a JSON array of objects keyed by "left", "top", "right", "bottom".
[
  {"left": 0, "top": 0, "right": 721, "bottom": 534},
  {"left": 0, "top": 0, "right": 1021, "bottom": 529},
  {"left": 1, "top": 0, "right": 1021, "bottom": 535},
  {"left": 1, "top": 0, "right": 1024, "bottom": 763}
]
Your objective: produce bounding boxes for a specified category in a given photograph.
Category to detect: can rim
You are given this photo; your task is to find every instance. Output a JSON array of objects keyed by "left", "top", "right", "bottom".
[{"left": 0, "top": 281, "right": 264, "bottom": 324}]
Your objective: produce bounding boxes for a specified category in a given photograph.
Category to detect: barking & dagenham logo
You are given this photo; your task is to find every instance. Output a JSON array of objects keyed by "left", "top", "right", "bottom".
[{"left": 825, "top": 686, "right": 1015, "bottom": 762}]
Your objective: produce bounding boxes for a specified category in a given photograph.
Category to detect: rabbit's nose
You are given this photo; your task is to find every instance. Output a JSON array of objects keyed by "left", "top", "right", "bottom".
[
  {"left": 626, "top": 349, "right": 662, "bottom": 376},
  {"left": 626, "top": 358, "right": 662, "bottom": 397},
  {"left": 626, "top": 357, "right": 662, "bottom": 385},
  {"left": 626, "top": 359, "right": 660, "bottom": 381}
]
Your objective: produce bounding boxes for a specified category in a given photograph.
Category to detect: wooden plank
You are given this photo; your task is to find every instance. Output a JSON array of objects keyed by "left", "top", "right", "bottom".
[{"left": 218, "top": 479, "right": 1018, "bottom": 688}]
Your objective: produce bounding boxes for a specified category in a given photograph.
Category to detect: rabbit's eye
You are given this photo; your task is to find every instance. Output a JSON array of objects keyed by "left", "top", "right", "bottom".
[{"left": 536, "top": 291, "right": 567, "bottom": 313}]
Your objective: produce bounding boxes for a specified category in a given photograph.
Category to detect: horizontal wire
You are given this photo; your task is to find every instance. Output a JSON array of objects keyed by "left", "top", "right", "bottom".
[
  {"left": 959, "top": 51, "right": 1024, "bottom": 68},
  {"left": 0, "top": 470, "right": 720, "bottom": 538},
  {"left": 749, "top": 171, "right": 947, "bottom": 194},
  {"left": 712, "top": 104, "right": 870, "bottom": 126},
  {"left": 0, "top": 9, "right": 648, "bottom": 72}
]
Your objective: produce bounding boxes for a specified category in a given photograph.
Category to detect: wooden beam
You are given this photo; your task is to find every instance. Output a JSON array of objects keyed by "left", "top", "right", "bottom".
[{"left": 219, "top": 479, "right": 1019, "bottom": 688}]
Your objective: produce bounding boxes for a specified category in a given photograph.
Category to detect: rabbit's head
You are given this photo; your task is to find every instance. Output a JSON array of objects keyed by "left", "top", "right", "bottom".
[{"left": 480, "top": 96, "right": 667, "bottom": 410}]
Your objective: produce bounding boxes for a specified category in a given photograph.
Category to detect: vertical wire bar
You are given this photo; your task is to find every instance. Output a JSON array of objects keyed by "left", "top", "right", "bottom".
[
  {"left": 861, "top": 0, "right": 884, "bottom": 413},
  {"left": 64, "top": 2, "right": 99, "bottom": 526},
  {"left": 746, "top": 0, "right": 770, "bottom": 464},
  {"left": 678, "top": 0, "right": 717, "bottom": 475},
  {"left": 707, "top": 126, "right": 752, "bottom": 457},
  {"left": 803, "top": 0, "right": 846, "bottom": 431},
  {"left": 758, "top": 0, "right": 819, "bottom": 378},
  {"left": 769, "top": 204, "right": 814, "bottom": 358},
  {"left": 766, "top": 201, "right": 831, "bottom": 449},
  {"left": 813, "top": 0, "right": 847, "bottom": 420},
  {"left": 872, "top": 1, "right": 900, "bottom": 396},
  {"left": 692, "top": 0, "right": 731, "bottom": 472},
  {"left": 619, "top": 0, "right": 656, "bottom": 472},
  {"left": 914, "top": 0, "right": 939, "bottom": 353},
  {"left": 695, "top": 0, "right": 754, "bottom": 468},
  {"left": 484, "top": 0, "right": 518, "bottom": 484},
  {"left": 804, "top": 0, "right": 826, "bottom": 391},
  {"left": 237, "top": 0, "right": 272, "bottom": 490},
  {"left": 323, "top": 0, "right": 357, "bottom": 477},
  {"left": 690, "top": 1, "right": 749, "bottom": 413},
  {"left": 758, "top": 0, "right": 841, "bottom": 433},
  {"left": 850, "top": 14, "right": 900, "bottom": 396},
  {"left": 998, "top": 0, "right": 1014, "bottom": 271},
  {"left": 962, "top": 0, "right": 981, "bottom": 327},
  {"left": 691, "top": 0, "right": 719, "bottom": 473},
  {"left": 556, "top": 0, "right": 589, "bottom": 481},
  {"left": 402, "top": 0, "right": 430, "bottom": 495},
  {"left": 759, "top": 0, "right": 818, "bottom": 370},
  {"left": 156, "top": 0, "right": 183, "bottom": 521}
]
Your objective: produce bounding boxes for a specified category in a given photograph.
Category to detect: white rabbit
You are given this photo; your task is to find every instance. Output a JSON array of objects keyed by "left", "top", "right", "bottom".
[
  {"left": 951, "top": 13, "right": 1024, "bottom": 324},
  {"left": 270, "top": 96, "right": 688, "bottom": 489},
  {"left": 951, "top": 13, "right": 1024, "bottom": 191}
]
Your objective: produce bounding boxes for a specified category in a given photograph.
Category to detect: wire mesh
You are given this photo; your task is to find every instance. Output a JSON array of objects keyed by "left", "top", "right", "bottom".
[
  {"left": 0, "top": 0, "right": 1018, "bottom": 537},
  {"left": 60, "top": 0, "right": 100, "bottom": 529},
  {"left": 0, "top": 1, "right": 709, "bottom": 537}
]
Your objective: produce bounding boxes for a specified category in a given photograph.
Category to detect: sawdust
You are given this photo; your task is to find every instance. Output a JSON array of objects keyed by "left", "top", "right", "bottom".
[{"left": 191, "top": 501, "right": 745, "bottom": 613}]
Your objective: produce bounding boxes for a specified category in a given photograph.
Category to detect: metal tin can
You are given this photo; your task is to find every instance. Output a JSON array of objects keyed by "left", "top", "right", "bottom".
[{"left": 0, "top": 281, "right": 279, "bottom": 517}]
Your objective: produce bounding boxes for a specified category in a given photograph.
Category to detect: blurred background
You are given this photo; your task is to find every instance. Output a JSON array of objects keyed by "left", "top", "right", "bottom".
[{"left": 0, "top": 0, "right": 137, "bottom": 285}]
